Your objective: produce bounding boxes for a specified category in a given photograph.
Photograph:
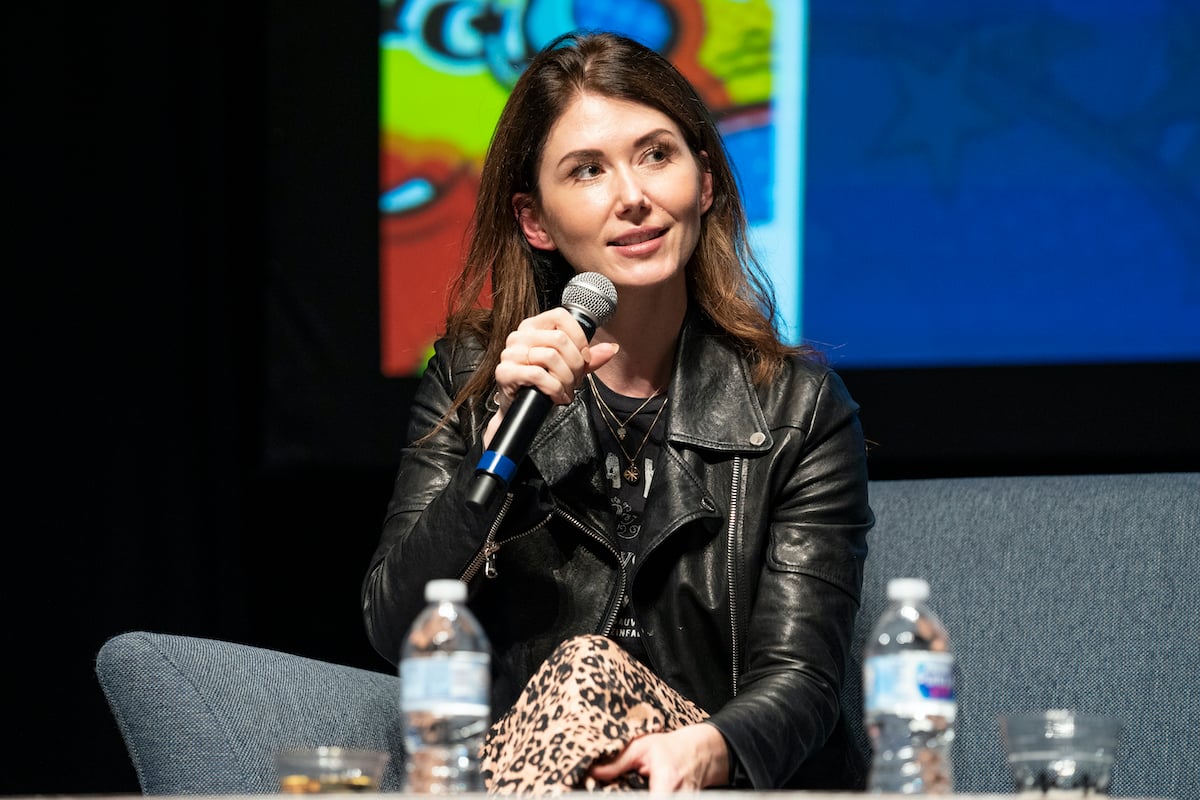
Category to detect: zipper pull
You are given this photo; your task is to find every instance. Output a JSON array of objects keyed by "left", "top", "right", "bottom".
[{"left": 484, "top": 541, "right": 500, "bottom": 579}]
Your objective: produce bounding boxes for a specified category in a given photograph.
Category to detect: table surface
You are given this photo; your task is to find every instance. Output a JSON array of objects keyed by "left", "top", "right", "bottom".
[{"left": 7, "top": 794, "right": 1170, "bottom": 799}]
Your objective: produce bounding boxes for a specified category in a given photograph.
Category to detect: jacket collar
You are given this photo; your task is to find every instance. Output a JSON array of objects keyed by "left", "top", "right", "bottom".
[
  {"left": 528, "top": 314, "right": 774, "bottom": 487},
  {"left": 666, "top": 316, "right": 774, "bottom": 454}
]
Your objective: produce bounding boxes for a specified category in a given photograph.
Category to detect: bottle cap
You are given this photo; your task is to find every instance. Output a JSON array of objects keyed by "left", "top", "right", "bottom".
[
  {"left": 425, "top": 578, "right": 468, "bottom": 603},
  {"left": 887, "top": 577, "right": 930, "bottom": 601}
]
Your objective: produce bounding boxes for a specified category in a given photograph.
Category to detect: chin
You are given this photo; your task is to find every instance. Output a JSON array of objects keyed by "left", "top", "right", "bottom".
[{"left": 623, "top": 268, "right": 687, "bottom": 291}]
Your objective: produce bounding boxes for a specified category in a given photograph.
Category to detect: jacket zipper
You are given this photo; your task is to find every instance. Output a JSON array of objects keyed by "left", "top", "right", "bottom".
[
  {"left": 726, "top": 456, "right": 745, "bottom": 697},
  {"left": 553, "top": 508, "right": 627, "bottom": 635},
  {"left": 461, "top": 501, "right": 624, "bottom": 633},
  {"left": 461, "top": 493, "right": 526, "bottom": 582},
  {"left": 462, "top": 471, "right": 733, "bottom": 690}
]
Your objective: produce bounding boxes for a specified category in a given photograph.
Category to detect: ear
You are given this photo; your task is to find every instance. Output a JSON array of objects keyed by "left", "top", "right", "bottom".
[
  {"left": 512, "top": 193, "right": 557, "bottom": 251},
  {"left": 698, "top": 151, "right": 714, "bottom": 215}
]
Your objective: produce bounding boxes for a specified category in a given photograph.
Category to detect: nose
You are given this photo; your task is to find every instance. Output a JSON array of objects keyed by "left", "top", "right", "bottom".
[{"left": 614, "top": 167, "right": 650, "bottom": 216}]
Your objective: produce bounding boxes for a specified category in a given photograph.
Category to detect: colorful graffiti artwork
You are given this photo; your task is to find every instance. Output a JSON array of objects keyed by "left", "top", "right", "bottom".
[{"left": 379, "top": 0, "right": 798, "bottom": 376}]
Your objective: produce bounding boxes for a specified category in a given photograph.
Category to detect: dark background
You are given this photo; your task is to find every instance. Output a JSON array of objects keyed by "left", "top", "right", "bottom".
[{"left": 7, "top": 2, "right": 1196, "bottom": 795}]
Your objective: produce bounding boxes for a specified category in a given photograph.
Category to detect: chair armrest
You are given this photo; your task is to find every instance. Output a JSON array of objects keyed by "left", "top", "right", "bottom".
[{"left": 96, "top": 631, "right": 404, "bottom": 794}]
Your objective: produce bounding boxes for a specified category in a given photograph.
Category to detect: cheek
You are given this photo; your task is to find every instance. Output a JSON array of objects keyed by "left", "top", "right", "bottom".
[
  {"left": 544, "top": 194, "right": 606, "bottom": 241},
  {"left": 653, "top": 171, "right": 709, "bottom": 219},
  {"left": 678, "top": 185, "right": 710, "bottom": 220}
]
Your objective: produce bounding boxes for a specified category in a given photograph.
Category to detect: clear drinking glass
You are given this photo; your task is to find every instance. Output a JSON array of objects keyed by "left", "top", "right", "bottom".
[
  {"left": 274, "top": 746, "right": 389, "bottom": 793},
  {"left": 999, "top": 710, "right": 1121, "bottom": 797}
]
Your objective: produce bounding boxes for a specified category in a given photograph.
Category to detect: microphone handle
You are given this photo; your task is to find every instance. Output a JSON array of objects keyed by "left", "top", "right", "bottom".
[{"left": 465, "top": 388, "right": 552, "bottom": 513}]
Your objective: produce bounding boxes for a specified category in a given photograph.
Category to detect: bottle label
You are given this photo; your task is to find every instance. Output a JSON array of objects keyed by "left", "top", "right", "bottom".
[
  {"left": 401, "top": 651, "right": 490, "bottom": 715},
  {"left": 863, "top": 651, "right": 956, "bottom": 721}
]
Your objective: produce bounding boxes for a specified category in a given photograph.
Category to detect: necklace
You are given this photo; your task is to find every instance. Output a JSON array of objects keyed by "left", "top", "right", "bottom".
[
  {"left": 586, "top": 374, "right": 663, "bottom": 440},
  {"left": 588, "top": 376, "right": 668, "bottom": 485}
]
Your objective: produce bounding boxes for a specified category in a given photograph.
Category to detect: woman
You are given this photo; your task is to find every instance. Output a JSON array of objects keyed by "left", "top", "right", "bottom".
[{"left": 362, "top": 30, "right": 873, "bottom": 792}]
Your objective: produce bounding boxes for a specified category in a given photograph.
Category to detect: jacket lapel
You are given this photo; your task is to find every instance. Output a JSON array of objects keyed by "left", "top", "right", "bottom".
[
  {"left": 525, "top": 317, "right": 774, "bottom": 548},
  {"left": 666, "top": 321, "right": 774, "bottom": 456}
]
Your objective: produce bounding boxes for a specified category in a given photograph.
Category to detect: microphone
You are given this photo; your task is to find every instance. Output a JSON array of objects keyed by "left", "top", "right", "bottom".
[{"left": 466, "top": 272, "right": 618, "bottom": 513}]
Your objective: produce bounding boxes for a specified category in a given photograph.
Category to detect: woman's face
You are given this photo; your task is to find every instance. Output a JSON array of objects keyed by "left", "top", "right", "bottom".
[{"left": 514, "top": 93, "right": 713, "bottom": 291}]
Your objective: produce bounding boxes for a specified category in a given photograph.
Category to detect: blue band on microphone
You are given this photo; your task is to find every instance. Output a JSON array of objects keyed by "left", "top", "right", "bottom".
[{"left": 476, "top": 450, "right": 517, "bottom": 483}]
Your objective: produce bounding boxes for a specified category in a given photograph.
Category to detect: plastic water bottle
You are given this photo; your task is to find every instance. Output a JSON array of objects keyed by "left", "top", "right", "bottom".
[
  {"left": 400, "top": 579, "right": 491, "bottom": 793},
  {"left": 863, "top": 578, "right": 957, "bottom": 794}
]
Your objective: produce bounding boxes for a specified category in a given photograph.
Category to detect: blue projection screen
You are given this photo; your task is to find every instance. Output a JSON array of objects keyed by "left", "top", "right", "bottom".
[{"left": 796, "top": 1, "right": 1199, "bottom": 368}]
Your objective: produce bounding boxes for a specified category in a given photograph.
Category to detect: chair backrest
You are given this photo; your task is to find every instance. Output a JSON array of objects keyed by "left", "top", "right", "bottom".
[
  {"left": 98, "top": 474, "right": 1198, "bottom": 796},
  {"left": 96, "top": 631, "right": 405, "bottom": 794},
  {"left": 843, "top": 472, "right": 1200, "bottom": 799}
]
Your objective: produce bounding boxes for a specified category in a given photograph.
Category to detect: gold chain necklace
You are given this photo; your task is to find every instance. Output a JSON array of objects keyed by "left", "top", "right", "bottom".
[
  {"left": 588, "top": 375, "right": 668, "bottom": 485},
  {"left": 586, "top": 373, "right": 663, "bottom": 440}
]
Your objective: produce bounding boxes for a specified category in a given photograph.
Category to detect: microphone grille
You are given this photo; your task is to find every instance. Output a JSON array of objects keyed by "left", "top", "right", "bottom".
[{"left": 561, "top": 272, "right": 618, "bottom": 327}]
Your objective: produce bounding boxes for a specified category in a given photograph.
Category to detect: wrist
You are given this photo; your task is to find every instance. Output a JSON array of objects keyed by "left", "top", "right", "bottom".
[{"left": 698, "top": 722, "right": 732, "bottom": 788}]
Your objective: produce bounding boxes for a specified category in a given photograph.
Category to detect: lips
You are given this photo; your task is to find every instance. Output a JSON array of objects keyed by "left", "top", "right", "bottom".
[{"left": 609, "top": 228, "right": 665, "bottom": 247}]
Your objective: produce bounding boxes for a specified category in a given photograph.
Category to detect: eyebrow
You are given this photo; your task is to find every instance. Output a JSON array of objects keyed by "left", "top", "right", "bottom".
[{"left": 554, "top": 128, "right": 676, "bottom": 170}]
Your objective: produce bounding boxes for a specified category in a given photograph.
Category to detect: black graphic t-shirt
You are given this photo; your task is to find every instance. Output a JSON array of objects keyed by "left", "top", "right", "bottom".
[{"left": 586, "top": 376, "right": 668, "bottom": 666}]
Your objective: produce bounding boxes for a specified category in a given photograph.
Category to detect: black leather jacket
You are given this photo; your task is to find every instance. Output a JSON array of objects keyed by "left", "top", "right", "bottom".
[{"left": 362, "top": 315, "right": 874, "bottom": 789}]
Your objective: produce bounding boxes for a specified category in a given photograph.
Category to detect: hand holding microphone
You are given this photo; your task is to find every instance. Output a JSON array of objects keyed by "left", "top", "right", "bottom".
[{"left": 467, "top": 272, "right": 618, "bottom": 513}]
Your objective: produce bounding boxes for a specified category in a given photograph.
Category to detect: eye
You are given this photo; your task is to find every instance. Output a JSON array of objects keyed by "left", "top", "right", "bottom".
[
  {"left": 570, "top": 162, "right": 602, "bottom": 180},
  {"left": 642, "top": 139, "right": 677, "bottom": 166}
]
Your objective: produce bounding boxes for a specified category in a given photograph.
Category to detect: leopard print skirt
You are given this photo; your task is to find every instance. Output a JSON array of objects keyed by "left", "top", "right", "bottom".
[{"left": 480, "top": 634, "right": 709, "bottom": 794}]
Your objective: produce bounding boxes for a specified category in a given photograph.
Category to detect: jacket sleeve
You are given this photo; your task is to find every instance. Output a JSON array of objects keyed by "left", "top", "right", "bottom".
[
  {"left": 360, "top": 339, "right": 498, "bottom": 666},
  {"left": 707, "top": 367, "right": 873, "bottom": 789}
]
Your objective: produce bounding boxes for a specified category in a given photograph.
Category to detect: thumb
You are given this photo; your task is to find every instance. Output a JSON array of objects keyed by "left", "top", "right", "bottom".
[{"left": 584, "top": 341, "right": 620, "bottom": 372}]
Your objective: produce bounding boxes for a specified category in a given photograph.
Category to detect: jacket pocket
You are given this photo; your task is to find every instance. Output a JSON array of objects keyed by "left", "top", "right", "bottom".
[{"left": 766, "top": 522, "right": 868, "bottom": 601}]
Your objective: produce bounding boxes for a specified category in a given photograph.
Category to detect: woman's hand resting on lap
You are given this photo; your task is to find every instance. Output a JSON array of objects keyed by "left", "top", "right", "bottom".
[{"left": 588, "top": 722, "right": 731, "bottom": 792}]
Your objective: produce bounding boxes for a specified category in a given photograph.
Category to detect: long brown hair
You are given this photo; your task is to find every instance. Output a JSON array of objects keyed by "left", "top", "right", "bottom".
[{"left": 441, "top": 30, "right": 810, "bottom": 422}]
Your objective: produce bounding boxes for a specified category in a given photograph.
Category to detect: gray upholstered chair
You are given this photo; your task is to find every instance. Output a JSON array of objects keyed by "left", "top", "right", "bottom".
[
  {"left": 95, "top": 632, "right": 407, "bottom": 793},
  {"left": 97, "top": 472, "right": 1199, "bottom": 796},
  {"left": 843, "top": 472, "right": 1199, "bottom": 798}
]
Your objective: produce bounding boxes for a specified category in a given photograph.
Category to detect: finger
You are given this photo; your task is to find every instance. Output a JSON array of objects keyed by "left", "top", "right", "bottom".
[
  {"left": 535, "top": 306, "right": 592, "bottom": 349},
  {"left": 504, "top": 326, "right": 589, "bottom": 369},
  {"left": 648, "top": 769, "right": 686, "bottom": 794},
  {"left": 592, "top": 738, "right": 652, "bottom": 785},
  {"left": 509, "top": 308, "right": 590, "bottom": 356},
  {"left": 499, "top": 334, "right": 588, "bottom": 403},
  {"left": 496, "top": 354, "right": 576, "bottom": 405},
  {"left": 481, "top": 409, "right": 503, "bottom": 451},
  {"left": 588, "top": 749, "right": 636, "bottom": 783},
  {"left": 640, "top": 755, "right": 681, "bottom": 794}
]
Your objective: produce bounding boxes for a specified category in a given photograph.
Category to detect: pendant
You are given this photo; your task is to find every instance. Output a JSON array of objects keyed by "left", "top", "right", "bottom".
[
  {"left": 623, "top": 462, "right": 640, "bottom": 484},
  {"left": 616, "top": 426, "right": 627, "bottom": 440}
]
